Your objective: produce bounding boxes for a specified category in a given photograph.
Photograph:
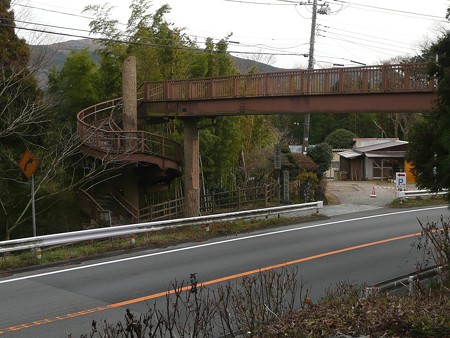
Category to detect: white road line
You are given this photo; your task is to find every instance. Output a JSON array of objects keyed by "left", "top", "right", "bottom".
[{"left": 0, "top": 206, "right": 447, "bottom": 284}]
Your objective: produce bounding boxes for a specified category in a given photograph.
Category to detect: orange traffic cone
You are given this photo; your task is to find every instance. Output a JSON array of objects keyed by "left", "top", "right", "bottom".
[{"left": 370, "top": 186, "right": 377, "bottom": 198}]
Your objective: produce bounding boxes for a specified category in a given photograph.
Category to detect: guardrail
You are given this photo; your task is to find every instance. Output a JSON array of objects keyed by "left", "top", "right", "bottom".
[
  {"left": 396, "top": 189, "right": 448, "bottom": 199},
  {"left": 0, "top": 201, "right": 323, "bottom": 255},
  {"left": 365, "top": 265, "right": 445, "bottom": 297}
]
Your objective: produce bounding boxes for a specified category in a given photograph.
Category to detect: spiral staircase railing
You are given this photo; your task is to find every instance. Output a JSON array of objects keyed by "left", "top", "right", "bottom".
[
  {"left": 76, "top": 97, "right": 183, "bottom": 226},
  {"left": 77, "top": 98, "right": 182, "bottom": 165}
]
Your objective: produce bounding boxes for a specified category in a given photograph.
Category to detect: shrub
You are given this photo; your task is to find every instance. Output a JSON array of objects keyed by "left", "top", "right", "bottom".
[{"left": 298, "top": 172, "right": 319, "bottom": 203}]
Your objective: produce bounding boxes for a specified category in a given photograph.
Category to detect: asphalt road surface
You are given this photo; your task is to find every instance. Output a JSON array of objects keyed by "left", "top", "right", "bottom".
[{"left": 1, "top": 205, "right": 449, "bottom": 337}]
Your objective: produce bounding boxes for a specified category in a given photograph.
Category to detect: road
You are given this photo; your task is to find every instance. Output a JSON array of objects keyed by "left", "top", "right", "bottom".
[{"left": 0, "top": 206, "right": 449, "bottom": 337}]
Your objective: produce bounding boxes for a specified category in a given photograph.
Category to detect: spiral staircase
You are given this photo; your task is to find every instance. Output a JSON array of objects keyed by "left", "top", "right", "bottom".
[{"left": 76, "top": 97, "right": 182, "bottom": 227}]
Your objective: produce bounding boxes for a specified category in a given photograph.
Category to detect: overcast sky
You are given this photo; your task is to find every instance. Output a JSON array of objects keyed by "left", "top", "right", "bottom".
[{"left": 12, "top": 0, "right": 450, "bottom": 69}]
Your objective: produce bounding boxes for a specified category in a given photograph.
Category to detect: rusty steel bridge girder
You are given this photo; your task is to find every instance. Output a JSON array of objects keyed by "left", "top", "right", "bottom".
[{"left": 138, "top": 92, "right": 436, "bottom": 118}]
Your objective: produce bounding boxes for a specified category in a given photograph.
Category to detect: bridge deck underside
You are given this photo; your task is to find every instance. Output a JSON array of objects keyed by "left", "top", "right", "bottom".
[
  {"left": 139, "top": 92, "right": 436, "bottom": 118},
  {"left": 80, "top": 145, "right": 182, "bottom": 172}
]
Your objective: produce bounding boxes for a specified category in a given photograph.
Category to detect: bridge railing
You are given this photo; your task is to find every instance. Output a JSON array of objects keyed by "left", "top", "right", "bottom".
[{"left": 140, "top": 63, "right": 433, "bottom": 101}]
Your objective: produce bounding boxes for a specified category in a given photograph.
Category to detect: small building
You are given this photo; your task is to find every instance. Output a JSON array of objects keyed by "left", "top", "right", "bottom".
[
  {"left": 329, "top": 148, "right": 349, "bottom": 179},
  {"left": 338, "top": 138, "right": 409, "bottom": 181}
]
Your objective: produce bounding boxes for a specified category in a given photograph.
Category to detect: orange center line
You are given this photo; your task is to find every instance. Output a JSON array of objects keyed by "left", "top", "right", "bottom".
[{"left": 0, "top": 231, "right": 421, "bottom": 335}]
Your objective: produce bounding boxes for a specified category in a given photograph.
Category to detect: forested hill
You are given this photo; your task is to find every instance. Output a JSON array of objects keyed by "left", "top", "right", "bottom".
[{"left": 30, "top": 39, "right": 287, "bottom": 88}]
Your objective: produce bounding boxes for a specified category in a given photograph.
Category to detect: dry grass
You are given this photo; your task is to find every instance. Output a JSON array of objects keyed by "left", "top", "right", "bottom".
[
  {"left": 255, "top": 281, "right": 450, "bottom": 338},
  {"left": 388, "top": 196, "right": 448, "bottom": 208}
]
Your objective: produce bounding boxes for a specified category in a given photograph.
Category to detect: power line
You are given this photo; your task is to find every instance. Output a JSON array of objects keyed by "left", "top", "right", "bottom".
[
  {"left": 235, "top": 40, "right": 310, "bottom": 52},
  {"left": 13, "top": 3, "right": 95, "bottom": 20},
  {"left": 2, "top": 17, "right": 184, "bottom": 45},
  {"left": 314, "top": 34, "right": 366, "bottom": 65},
  {"left": 10, "top": 0, "right": 317, "bottom": 61},
  {"left": 8, "top": 5, "right": 314, "bottom": 60},
  {"left": 1, "top": 22, "right": 308, "bottom": 58},
  {"left": 224, "top": 0, "right": 294, "bottom": 5},
  {"left": 318, "top": 28, "right": 414, "bottom": 53},
  {"left": 14, "top": 2, "right": 299, "bottom": 54},
  {"left": 12, "top": 0, "right": 439, "bottom": 69},
  {"left": 8, "top": 17, "right": 92, "bottom": 34},
  {"left": 12, "top": 1, "right": 243, "bottom": 46},
  {"left": 333, "top": 0, "right": 447, "bottom": 21},
  {"left": 319, "top": 24, "right": 413, "bottom": 47},
  {"left": 225, "top": 0, "right": 447, "bottom": 20},
  {"left": 7, "top": 19, "right": 375, "bottom": 68},
  {"left": 319, "top": 33, "right": 412, "bottom": 56}
]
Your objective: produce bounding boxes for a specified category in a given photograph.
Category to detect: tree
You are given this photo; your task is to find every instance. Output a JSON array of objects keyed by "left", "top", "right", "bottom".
[
  {"left": 0, "top": 0, "right": 51, "bottom": 239},
  {"left": 97, "top": 50, "right": 123, "bottom": 100},
  {"left": 200, "top": 117, "right": 242, "bottom": 189},
  {"left": 292, "top": 153, "right": 318, "bottom": 173},
  {"left": 239, "top": 147, "right": 274, "bottom": 187},
  {"left": 324, "top": 128, "right": 357, "bottom": 149},
  {"left": 84, "top": 1, "right": 196, "bottom": 83},
  {"left": 0, "top": 0, "right": 48, "bottom": 144},
  {"left": 0, "top": 2, "right": 122, "bottom": 239},
  {"left": 308, "top": 143, "right": 333, "bottom": 179},
  {"left": 406, "top": 30, "right": 450, "bottom": 195},
  {"left": 386, "top": 112, "right": 419, "bottom": 140},
  {"left": 48, "top": 49, "right": 101, "bottom": 122}
]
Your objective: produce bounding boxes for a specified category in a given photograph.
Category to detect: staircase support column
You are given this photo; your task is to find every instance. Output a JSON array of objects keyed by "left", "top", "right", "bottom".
[
  {"left": 122, "top": 56, "right": 139, "bottom": 215},
  {"left": 122, "top": 166, "right": 139, "bottom": 217},
  {"left": 122, "top": 55, "right": 137, "bottom": 132},
  {"left": 183, "top": 118, "right": 200, "bottom": 217}
]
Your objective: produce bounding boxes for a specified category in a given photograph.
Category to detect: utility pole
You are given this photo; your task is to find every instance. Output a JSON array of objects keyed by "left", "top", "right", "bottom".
[
  {"left": 301, "top": 0, "right": 318, "bottom": 155},
  {"left": 308, "top": 0, "right": 318, "bottom": 70}
]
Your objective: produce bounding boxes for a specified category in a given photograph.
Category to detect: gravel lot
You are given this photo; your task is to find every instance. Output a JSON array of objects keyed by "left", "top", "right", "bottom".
[{"left": 321, "top": 179, "right": 417, "bottom": 216}]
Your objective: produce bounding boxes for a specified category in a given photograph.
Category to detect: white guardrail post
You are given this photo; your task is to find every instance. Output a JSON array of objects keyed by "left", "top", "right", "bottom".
[{"left": 0, "top": 201, "right": 323, "bottom": 255}]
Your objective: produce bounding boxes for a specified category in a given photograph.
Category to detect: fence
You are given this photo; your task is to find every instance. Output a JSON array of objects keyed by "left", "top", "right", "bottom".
[
  {"left": 138, "top": 183, "right": 278, "bottom": 222},
  {"left": 140, "top": 197, "right": 184, "bottom": 222},
  {"left": 79, "top": 184, "right": 278, "bottom": 228},
  {"left": 200, "top": 183, "right": 277, "bottom": 214}
]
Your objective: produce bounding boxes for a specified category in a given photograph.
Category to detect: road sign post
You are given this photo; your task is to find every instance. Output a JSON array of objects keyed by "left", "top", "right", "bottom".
[
  {"left": 18, "top": 150, "right": 39, "bottom": 239},
  {"left": 274, "top": 144, "right": 281, "bottom": 204},
  {"left": 31, "top": 174, "right": 36, "bottom": 238}
]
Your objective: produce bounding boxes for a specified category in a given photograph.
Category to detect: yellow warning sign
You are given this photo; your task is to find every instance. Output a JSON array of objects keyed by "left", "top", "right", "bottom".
[{"left": 18, "top": 150, "right": 39, "bottom": 179}]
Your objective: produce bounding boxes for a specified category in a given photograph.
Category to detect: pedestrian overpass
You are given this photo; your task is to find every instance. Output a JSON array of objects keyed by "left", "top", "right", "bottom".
[
  {"left": 77, "top": 61, "right": 436, "bottom": 223},
  {"left": 138, "top": 62, "right": 435, "bottom": 117}
]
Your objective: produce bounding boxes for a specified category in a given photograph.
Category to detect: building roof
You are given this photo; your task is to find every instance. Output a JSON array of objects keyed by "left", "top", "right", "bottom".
[
  {"left": 365, "top": 151, "right": 406, "bottom": 158},
  {"left": 338, "top": 138, "right": 409, "bottom": 160},
  {"left": 354, "top": 140, "right": 408, "bottom": 152},
  {"left": 338, "top": 150, "right": 363, "bottom": 159},
  {"left": 352, "top": 138, "right": 399, "bottom": 148}
]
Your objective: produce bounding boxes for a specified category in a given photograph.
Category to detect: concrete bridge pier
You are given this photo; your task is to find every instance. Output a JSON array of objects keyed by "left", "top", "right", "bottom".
[
  {"left": 121, "top": 56, "right": 139, "bottom": 209},
  {"left": 183, "top": 118, "right": 200, "bottom": 217}
]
